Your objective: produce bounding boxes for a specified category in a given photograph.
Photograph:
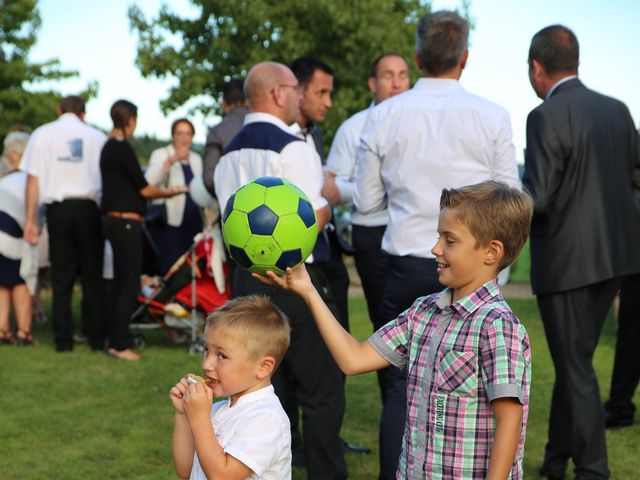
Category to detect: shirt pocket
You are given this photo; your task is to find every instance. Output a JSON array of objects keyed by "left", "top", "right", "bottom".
[{"left": 436, "top": 350, "right": 477, "bottom": 397}]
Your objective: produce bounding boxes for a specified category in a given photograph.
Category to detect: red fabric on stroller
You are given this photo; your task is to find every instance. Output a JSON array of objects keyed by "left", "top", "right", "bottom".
[
  {"left": 174, "top": 235, "right": 230, "bottom": 314},
  {"left": 134, "top": 232, "right": 230, "bottom": 324}
]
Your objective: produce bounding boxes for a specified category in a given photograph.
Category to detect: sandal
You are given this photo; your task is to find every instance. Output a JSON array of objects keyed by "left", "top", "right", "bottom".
[
  {"left": 0, "top": 329, "right": 14, "bottom": 345},
  {"left": 15, "top": 329, "right": 36, "bottom": 347}
]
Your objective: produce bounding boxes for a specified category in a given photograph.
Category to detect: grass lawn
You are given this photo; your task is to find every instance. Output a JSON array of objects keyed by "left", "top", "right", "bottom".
[{"left": 1, "top": 289, "right": 638, "bottom": 479}]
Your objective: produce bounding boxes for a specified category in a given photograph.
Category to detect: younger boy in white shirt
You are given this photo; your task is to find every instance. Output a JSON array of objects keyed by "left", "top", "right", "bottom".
[{"left": 170, "top": 295, "right": 292, "bottom": 479}]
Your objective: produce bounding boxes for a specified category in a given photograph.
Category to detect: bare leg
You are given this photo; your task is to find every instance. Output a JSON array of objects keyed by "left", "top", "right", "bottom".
[
  {"left": 12, "top": 285, "right": 33, "bottom": 335},
  {"left": 0, "top": 286, "right": 11, "bottom": 336}
]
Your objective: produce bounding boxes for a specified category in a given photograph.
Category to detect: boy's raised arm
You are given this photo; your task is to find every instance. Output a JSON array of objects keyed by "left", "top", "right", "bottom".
[{"left": 256, "top": 265, "right": 389, "bottom": 375}]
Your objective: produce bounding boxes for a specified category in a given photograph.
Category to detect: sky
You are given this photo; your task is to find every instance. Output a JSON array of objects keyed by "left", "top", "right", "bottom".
[{"left": 29, "top": 0, "right": 640, "bottom": 162}]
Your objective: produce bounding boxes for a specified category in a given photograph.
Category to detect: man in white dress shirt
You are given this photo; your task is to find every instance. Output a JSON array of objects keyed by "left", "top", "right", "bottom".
[
  {"left": 353, "top": 12, "right": 520, "bottom": 478},
  {"left": 214, "top": 61, "right": 347, "bottom": 480},
  {"left": 325, "top": 52, "right": 410, "bottom": 479}
]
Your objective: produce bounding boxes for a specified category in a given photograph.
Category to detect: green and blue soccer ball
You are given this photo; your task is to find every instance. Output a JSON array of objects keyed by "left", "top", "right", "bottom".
[{"left": 221, "top": 177, "right": 318, "bottom": 275}]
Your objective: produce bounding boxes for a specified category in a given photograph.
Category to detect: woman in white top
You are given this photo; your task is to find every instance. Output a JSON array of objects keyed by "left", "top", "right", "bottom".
[
  {"left": 145, "top": 118, "right": 203, "bottom": 273},
  {"left": 0, "top": 130, "right": 35, "bottom": 345}
]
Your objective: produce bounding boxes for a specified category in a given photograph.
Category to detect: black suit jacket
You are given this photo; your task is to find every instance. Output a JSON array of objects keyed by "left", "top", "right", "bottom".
[
  {"left": 202, "top": 106, "right": 249, "bottom": 196},
  {"left": 524, "top": 78, "right": 640, "bottom": 295}
]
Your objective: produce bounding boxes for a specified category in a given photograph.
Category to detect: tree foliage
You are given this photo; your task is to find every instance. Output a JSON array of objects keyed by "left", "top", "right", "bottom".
[
  {"left": 0, "top": 0, "right": 97, "bottom": 139},
  {"left": 128, "top": 0, "right": 432, "bottom": 147}
]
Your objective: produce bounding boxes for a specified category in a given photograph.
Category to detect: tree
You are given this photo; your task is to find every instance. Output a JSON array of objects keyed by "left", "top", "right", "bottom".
[
  {"left": 128, "top": 0, "right": 432, "bottom": 149},
  {"left": 0, "top": 0, "right": 96, "bottom": 138}
]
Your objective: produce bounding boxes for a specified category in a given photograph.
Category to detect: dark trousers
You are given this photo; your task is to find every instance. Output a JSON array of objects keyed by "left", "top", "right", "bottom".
[
  {"left": 46, "top": 200, "right": 105, "bottom": 350},
  {"left": 606, "top": 274, "right": 640, "bottom": 419},
  {"left": 315, "top": 242, "right": 350, "bottom": 331},
  {"left": 233, "top": 265, "right": 347, "bottom": 480},
  {"left": 377, "top": 255, "right": 443, "bottom": 480},
  {"left": 539, "top": 278, "right": 622, "bottom": 480},
  {"left": 102, "top": 216, "right": 141, "bottom": 351},
  {"left": 352, "top": 225, "right": 389, "bottom": 332}
]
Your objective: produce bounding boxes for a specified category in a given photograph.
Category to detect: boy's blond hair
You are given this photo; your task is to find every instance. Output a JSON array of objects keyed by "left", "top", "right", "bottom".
[
  {"left": 206, "top": 295, "right": 290, "bottom": 366},
  {"left": 439, "top": 181, "right": 533, "bottom": 269}
]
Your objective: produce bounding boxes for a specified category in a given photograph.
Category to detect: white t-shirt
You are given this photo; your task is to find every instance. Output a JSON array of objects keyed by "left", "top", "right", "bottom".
[
  {"left": 354, "top": 78, "right": 520, "bottom": 258},
  {"left": 189, "top": 385, "right": 291, "bottom": 480},
  {"left": 20, "top": 113, "right": 107, "bottom": 204}
]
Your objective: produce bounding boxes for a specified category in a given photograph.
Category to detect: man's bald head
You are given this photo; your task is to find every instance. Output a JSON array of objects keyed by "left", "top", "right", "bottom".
[{"left": 244, "top": 61, "right": 300, "bottom": 124}]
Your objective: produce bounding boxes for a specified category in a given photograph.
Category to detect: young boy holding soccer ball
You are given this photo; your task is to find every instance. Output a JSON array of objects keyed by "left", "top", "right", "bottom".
[
  {"left": 170, "top": 295, "right": 292, "bottom": 479},
  {"left": 258, "top": 180, "right": 533, "bottom": 479}
]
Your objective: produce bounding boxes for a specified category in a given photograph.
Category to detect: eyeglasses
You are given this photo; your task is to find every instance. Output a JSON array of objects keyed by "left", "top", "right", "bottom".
[{"left": 277, "top": 84, "right": 301, "bottom": 92}]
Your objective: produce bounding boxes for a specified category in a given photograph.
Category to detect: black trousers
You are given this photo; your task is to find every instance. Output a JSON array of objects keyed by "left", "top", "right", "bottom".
[
  {"left": 606, "top": 274, "right": 640, "bottom": 419},
  {"left": 378, "top": 255, "right": 443, "bottom": 480},
  {"left": 316, "top": 230, "right": 351, "bottom": 331},
  {"left": 233, "top": 265, "right": 347, "bottom": 480},
  {"left": 102, "top": 216, "right": 141, "bottom": 351},
  {"left": 539, "top": 278, "right": 622, "bottom": 480},
  {"left": 46, "top": 200, "right": 105, "bottom": 350}
]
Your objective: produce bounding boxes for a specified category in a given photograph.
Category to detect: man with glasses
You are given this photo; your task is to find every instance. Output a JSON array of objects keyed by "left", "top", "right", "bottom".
[{"left": 214, "top": 61, "right": 347, "bottom": 480}]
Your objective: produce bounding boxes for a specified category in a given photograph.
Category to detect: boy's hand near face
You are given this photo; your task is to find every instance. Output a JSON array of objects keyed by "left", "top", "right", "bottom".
[{"left": 182, "top": 381, "right": 214, "bottom": 424}]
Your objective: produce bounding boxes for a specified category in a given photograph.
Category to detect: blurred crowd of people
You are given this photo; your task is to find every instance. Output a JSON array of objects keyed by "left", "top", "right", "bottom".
[{"left": 1, "top": 8, "right": 639, "bottom": 480}]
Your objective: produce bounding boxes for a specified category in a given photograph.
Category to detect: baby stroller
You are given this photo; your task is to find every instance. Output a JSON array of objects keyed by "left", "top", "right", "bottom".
[{"left": 131, "top": 228, "right": 231, "bottom": 354}]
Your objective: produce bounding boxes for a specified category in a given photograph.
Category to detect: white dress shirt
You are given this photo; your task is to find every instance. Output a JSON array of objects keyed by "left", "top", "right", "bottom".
[
  {"left": 326, "top": 103, "right": 388, "bottom": 227},
  {"left": 354, "top": 78, "right": 520, "bottom": 258}
]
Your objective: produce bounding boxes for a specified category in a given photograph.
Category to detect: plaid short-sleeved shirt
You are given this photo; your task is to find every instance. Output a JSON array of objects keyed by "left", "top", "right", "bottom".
[{"left": 369, "top": 279, "right": 530, "bottom": 479}]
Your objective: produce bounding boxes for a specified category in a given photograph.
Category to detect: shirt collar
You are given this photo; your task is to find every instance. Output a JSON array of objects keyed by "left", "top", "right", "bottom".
[
  {"left": 59, "top": 112, "right": 83, "bottom": 122},
  {"left": 434, "top": 278, "right": 503, "bottom": 317},
  {"left": 226, "top": 384, "right": 275, "bottom": 408},
  {"left": 243, "top": 112, "right": 292, "bottom": 132},
  {"left": 545, "top": 75, "right": 578, "bottom": 100},
  {"left": 414, "top": 77, "right": 464, "bottom": 92}
]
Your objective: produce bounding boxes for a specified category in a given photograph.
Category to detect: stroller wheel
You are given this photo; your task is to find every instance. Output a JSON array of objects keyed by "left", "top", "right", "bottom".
[
  {"left": 188, "top": 341, "right": 205, "bottom": 356},
  {"left": 133, "top": 334, "right": 147, "bottom": 350}
]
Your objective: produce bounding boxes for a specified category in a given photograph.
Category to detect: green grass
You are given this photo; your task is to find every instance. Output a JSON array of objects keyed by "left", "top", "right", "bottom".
[{"left": 1, "top": 290, "right": 638, "bottom": 479}]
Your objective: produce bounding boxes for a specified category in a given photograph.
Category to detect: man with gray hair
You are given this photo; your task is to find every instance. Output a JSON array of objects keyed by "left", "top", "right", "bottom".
[{"left": 354, "top": 11, "right": 520, "bottom": 478}]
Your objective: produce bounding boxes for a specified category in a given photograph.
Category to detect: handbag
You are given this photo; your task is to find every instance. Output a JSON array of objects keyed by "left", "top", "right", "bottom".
[
  {"left": 144, "top": 162, "right": 170, "bottom": 227},
  {"left": 145, "top": 202, "right": 167, "bottom": 228}
]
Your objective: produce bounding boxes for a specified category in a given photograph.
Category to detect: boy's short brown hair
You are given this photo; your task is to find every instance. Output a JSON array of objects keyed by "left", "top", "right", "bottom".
[
  {"left": 439, "top": 181, "right": 533, "bottom": 269},
  {"left": 206, "top": 295, "right": 290, "bottom": 366}
]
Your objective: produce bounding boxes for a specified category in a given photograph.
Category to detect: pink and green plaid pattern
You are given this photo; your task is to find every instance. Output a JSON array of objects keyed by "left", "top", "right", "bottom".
[{"left": 369, "top": 279, "right": 531, "bottom": 479}]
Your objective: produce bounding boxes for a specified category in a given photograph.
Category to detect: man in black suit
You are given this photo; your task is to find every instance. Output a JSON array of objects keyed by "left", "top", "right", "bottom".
[{"left": 524, "top": 25, "right": 640, "bottom": 480}]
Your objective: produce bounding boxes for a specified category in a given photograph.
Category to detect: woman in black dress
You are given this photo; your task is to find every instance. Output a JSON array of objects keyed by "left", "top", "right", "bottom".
[{"left": 100, "top": 100, "right": 186, "bottom": 361}]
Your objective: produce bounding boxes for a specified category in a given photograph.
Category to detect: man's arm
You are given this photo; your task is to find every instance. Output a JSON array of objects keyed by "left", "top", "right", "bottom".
[
  {"left": 203, "top": 127, "right": 223, "bottom": 196},
  {"left": 24, "top": 174, "right": 40, "bottom": 245},
  {"left": 487, "top": 398, "right": 523, "bottom": 480},
  {"left": 523, "top": 109, "right": 564, "bottom": 213},
  {"left": 491, "top": 111, "right": 521, "bottom": 189},
  {"left": 259, "top": 265, "right": 390, "bottom": 375},
  {"left": 353, "top": 118, "right": 387, "bottom": 214},
  {"left": 326, "top": 118, "right": 359, "bottom": 204}
]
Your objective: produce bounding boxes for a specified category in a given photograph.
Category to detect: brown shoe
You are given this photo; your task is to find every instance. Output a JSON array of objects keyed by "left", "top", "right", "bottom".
[{"left": 107, "top": 348, "right": 142, "bottom": 361}]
